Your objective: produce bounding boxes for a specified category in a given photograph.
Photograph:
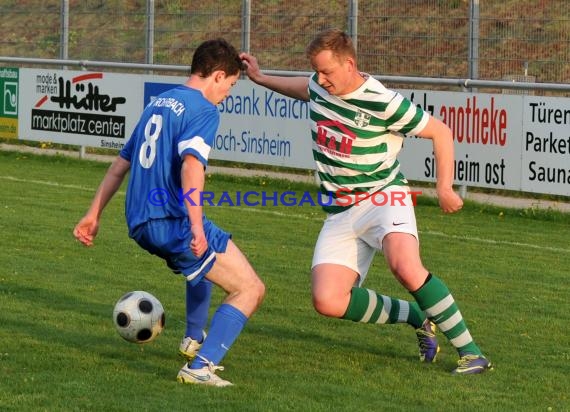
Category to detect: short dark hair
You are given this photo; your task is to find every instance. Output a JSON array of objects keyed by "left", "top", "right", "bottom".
[{"left": 190, "top": 38, "right": 243, "bottom": 77}]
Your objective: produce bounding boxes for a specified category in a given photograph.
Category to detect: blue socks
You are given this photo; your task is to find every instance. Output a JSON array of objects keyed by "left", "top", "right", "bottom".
[
  {"left": 185, "top": 280, "right": 213, "bottom": 341},
  {"left": 190, "top": 303, "right": 248, "bottom": 368}
]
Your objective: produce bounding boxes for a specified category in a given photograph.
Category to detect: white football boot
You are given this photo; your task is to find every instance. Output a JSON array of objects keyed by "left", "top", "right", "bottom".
[
  {"left": 178, "top": 331, "right": 207, "bottom": 360},
  {"left": 177, "top": 356, "right": 232, "bottom": 387}
]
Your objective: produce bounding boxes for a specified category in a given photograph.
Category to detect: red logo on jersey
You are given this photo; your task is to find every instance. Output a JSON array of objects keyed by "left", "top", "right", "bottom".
[{"left": 315, "top": 120, "right": 355, "bottom": 158}]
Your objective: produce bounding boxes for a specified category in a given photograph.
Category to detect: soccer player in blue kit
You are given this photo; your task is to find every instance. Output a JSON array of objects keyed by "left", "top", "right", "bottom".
[{"left": 73, "top": 38, "right": 265, "bottom": 387}]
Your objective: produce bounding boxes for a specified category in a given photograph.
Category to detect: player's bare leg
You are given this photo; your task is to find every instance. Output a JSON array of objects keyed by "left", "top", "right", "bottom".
[
  {"left": 311, "top": 263, "right": 358, "bottom": 317},
  {"left": 382, "top": 232, "right": 428, "bottom": 291},
  {"left": 206, "top": 240, "right": 265, "bottom": 317},
  {"left": 177, "top": 240, "right": 265, "bottom": 386}
]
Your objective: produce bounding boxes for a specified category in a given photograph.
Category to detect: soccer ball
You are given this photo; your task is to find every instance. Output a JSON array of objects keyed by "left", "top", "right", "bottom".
[{"left": 113, "top": 291, "right": 165, "bottom": 344}]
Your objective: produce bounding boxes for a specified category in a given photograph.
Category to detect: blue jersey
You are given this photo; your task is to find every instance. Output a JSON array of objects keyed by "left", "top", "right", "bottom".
[{"left": 119, "top": 85, "right": 219, "bottom": 232}]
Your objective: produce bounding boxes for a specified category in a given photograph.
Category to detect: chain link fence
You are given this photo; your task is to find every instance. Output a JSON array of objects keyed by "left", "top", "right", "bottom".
[{"left": 1, "top": 0, "right": 569, "bottom": 85}]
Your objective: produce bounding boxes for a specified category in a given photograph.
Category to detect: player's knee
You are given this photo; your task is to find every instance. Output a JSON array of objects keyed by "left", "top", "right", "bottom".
[
  {"left": 241, "top": 274, "right": 265, "bottom": 307},
  {"left": 311, "top": 293, "right": 345, "bottom": 318},
  {"left": 387, "top": 254, "right": 419, "bottom": 277},
  {"left": 252, "top": 276, "right": 266, "bottom": 306},
  {"left": 390, "top": 264, "right": 428, "bottom": 291}
]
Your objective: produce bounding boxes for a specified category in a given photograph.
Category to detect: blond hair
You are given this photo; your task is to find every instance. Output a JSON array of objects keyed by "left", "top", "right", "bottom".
[{"left": 306, "top": 28, "right": 356, "bottom": 61}]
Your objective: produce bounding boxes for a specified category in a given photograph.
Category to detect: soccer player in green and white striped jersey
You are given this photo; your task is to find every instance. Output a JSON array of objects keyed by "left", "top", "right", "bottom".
[{"left": 240, "top": 28, "right": 492, "bottom": 375}]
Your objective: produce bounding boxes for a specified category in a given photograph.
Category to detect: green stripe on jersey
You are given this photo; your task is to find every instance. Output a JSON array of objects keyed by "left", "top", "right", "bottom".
[
  {"left": 344, "top": 98, "right": 390, "bottom": 113},
  {"left": 316, "top": 161, "right": 399, "bottom": 186},
  {"left": 313, "top": 151, "right": 385, "bottom": 174},
  {"left": 308, "top": 73, "right": 428, "bottom": 214},
  {"left": 310, "top": 111, "right": 389, "bottom": 138}
]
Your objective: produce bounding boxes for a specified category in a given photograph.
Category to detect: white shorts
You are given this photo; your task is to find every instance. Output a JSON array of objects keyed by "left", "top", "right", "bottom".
[{"left": 311, "top": 185, "right": 419, "bottom": 285}]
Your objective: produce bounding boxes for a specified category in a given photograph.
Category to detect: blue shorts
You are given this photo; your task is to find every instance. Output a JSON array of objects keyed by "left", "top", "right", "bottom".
[{"left": 130, "top": 216, "right": 231, "bottom": 286}]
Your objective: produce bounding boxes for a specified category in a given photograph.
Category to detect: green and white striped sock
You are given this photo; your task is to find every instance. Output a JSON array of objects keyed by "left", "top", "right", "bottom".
[
  {"left": 342, "top": 287, "right": 425, "bottom": 328},
  {"left": 411, "top": 273, "right": 482, "bottom": 356}
]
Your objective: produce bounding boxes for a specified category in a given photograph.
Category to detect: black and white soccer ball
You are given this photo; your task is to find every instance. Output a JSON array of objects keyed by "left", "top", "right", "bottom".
[{"left": 113, "top": 291, "right": 165, "bottom": 344}]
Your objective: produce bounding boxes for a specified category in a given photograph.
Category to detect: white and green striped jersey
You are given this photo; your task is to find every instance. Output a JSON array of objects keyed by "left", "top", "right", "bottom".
[{"left": 308, "top": 72, "right": 429, "bottom": 214}]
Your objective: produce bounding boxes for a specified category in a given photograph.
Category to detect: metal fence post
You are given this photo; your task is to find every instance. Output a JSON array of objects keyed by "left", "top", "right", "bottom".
[
  {"left": 241, "top": 0, "right": 251, "bottom": 80},
  {"left": 61, "top": 0, "right": 86, "bottom": 158},
  {"left": 468, "top": 0, "right": 479, "bottom": 81},
  {"left": 459, "top": 0, "right": 481, "bottom": 199},
  {"left": 60, "top": 0, "right": 69, "bottom": 61},
  {"left": 242, "top": 0, "right": 251, "bottom": 54},
  {"left": 146, "top": 0, "right": 155, "bottom": 66},
  {"left": 348, "top": 0, "right": 358, "bottom": 52}
]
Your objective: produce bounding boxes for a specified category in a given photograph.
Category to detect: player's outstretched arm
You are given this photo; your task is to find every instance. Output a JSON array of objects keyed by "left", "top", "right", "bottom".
[
  {"left": 416, "top": 116, "right": 463, "bottom": 213},
  {"left": 240, "top": 52, "right": 310, "bottom": 101},
  {"left": 73, "top": 156, "right": 130, "bottom": 246}
]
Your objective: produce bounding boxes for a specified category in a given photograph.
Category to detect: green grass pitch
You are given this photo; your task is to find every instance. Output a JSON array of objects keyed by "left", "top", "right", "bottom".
[{"left": 0, "top": 150, "right": 568, "bottom": 411}]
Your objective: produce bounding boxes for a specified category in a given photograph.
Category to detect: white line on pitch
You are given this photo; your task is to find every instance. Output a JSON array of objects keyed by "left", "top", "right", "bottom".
[
  {"left": 0, "top": 175, "right": 126, "bottom": 196},
  {"left": 228, "top": 204, "right": 570, "bottom": 254},
  {"left": 2, "top": 175, "right": 567, "bottom": 254}
]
